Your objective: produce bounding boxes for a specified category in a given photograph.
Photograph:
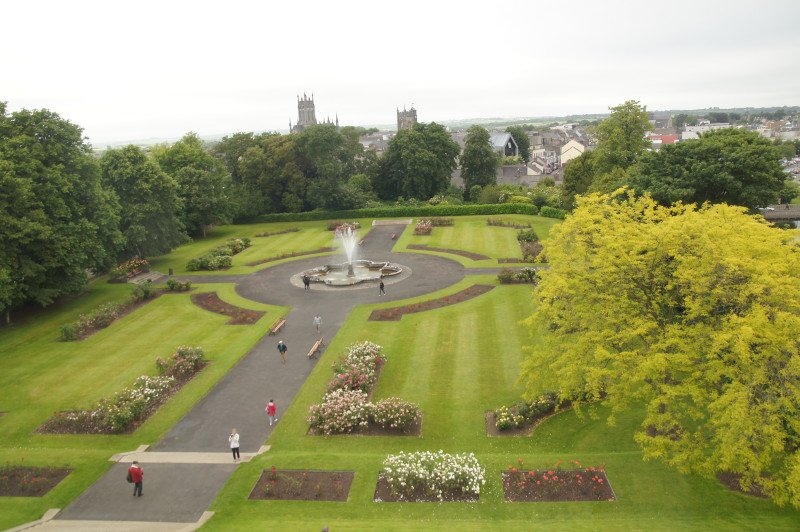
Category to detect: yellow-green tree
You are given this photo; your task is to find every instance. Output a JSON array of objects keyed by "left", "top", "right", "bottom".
[{"left": 522, "top": 189, "right": 800, "bottom": 507}]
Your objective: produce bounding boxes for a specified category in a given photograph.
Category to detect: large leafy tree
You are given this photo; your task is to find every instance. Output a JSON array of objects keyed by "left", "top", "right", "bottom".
[
  {"left": 0, "top": 103, "right": 123, "bottom": 321},
  {"left": 374, "top": 122, "right": 459, "bottom": 200},
  {"left": 100, "top": 146, "right": 185, "bottom": 258},
  {"left": 212, "top": 132, "right": 275, "bottom": 182},
  {"left": 152, "top": 133, "right": 232, "bottom": 237},
  {"left": 238, "top": 134, "right": 305, "bottom": 213},
  {"left": 506, "top": 125, "right": 532, "bottom": 162},
  {"left": 460, "top": 125, "right": 499, "bottom": 190},
  {"left": 592, "top": 100, "right": 651, "bottom": 175},
  {"left": 522, "top": 189, "right": 800, "bottom": 507},
  {"left": 561, "top": 150, "right": 596, "bottom": 209},
  {"left": 628, "top": 128, "right": 788, "bottom": 210}
]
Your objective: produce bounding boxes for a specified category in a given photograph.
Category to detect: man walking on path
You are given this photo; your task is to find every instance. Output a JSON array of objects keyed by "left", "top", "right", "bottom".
[
  {"left": 229, "top": 428, "right": 240, "bottom": 462},
  {"left": 128, "top": 461, "right": 143, "bottom": 497},
  {"left": 313, "top": 314, "right": 322, "bottom": 334},
  {"left": 266, "top": 399, "right": 278, "bottom": 426},
  {"left": 379, "top": 280, "right": 386, "bottom": 296},
  {"left": 277, "top": 340, "right": 288, "bottom": 364}
]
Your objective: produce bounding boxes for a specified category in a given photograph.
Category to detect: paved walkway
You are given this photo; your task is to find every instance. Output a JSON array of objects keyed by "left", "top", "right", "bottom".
[{"left": 37, "top": 224, "right": 477, "bottom": 529}]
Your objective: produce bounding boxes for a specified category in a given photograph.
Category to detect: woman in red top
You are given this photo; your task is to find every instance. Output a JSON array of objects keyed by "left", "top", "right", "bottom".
[
  {"left": 266, "top": 400, "right": 278, "bottom": 426},
  {"left": 128, "top": 461, "right": 143, "bottom": 497}
]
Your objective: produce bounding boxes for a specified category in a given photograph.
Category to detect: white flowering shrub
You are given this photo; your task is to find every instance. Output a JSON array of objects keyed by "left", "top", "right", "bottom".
[
  {"left": 307, "top": 389, "right": 374, "bottom": 435},
  {"left": 382, "top": 451, "right": 486, "bottom": 501},
  {"left": 346, "top": 341, "right": 384, "bottom": 364},
  {"left": 372, "top": 398, "right": 420, "bottom": 430}
]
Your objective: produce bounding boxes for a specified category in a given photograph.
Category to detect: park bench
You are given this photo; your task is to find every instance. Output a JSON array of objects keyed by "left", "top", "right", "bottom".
[
  {"left": 268, "top": 318, "right": 286, "bottom": 336},
  {"left": 307, "top": 336, "right": 325, "bottom": 359}
]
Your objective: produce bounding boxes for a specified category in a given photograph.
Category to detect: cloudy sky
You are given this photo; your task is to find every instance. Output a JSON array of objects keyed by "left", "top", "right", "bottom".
[{"left": 2, "top": 0, "right": 798, "bottom": 144}]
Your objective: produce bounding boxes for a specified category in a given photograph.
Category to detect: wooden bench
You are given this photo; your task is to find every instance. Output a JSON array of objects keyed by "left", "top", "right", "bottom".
[
  {"left": 268, "top": 318, "right": 286, "bottom": 336},
  {"left": 307, "top": 336, "right": 325, "bottom": 359}
]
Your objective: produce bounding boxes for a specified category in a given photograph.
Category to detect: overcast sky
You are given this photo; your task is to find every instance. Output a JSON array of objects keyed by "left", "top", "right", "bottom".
[{"left": 2, "top": 0, "right": 798, "bottom": 144}]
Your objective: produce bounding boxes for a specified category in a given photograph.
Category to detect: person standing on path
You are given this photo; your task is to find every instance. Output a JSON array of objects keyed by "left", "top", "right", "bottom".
[
  {"left": 313, "top": 314, "right": 322, "bottom": 334},
  {"left": 229, "top": 429, "right": 240, "bottom": 462},
  {"left": 128, "top": 461, "right": 143, "bottom": 497},
  {"left": 303, "top": 274, "right": 310, "bottom": 290},
  {"left": 379, "top": 280, "right": 386, "bottom": 296},
  {"left": 277, "top": 340, "right": 288, "bottom": 365},
  {"left": 266, "top": 399, "right": 278, "bottom": 426}
]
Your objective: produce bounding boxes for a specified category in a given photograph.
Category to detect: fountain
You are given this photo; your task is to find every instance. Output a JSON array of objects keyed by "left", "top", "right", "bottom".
[{"left": 300, "top": 224, "right": 403, "bottom": 286}]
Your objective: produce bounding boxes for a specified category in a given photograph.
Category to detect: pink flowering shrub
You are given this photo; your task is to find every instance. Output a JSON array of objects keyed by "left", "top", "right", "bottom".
[
  {"left": 372, "top": 398, "right": 420, "bottom": 430},
  {"left": 307, "top": 389, "right": 373, "bottom": 435},
  {"left": 156, "top": 346, "right": 206, "bottom": 380}
]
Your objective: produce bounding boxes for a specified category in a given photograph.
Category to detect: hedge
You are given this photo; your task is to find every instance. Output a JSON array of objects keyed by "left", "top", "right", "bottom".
[
  {"left": 254, "top": 203, "right": 562, "bottom": 223},
  {"left": 539, "top": 206, "right": 567, "bottom": 219}
]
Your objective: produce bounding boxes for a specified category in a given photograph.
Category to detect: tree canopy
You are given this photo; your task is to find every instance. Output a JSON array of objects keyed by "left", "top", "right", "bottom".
[
  {"left": 506, "top": 125, "right": 532, "bottom": 162},
  {"left": 592, "top": 100, "right": 651, "bottom": 174},
  {"left": 460, "top": 125, "right": 499, "bottom": 190},
  {"left": 374, "top": 122, "right": 459, "bottom": 200},
  {"left": 0, "top": 104, "right": 123, "bottom": 319},
  {"left": 522, "top": 189, "right": 800, "bottom": 507},
  {"left": 628, "top": 128, "right": 788, "bottom": 210}
]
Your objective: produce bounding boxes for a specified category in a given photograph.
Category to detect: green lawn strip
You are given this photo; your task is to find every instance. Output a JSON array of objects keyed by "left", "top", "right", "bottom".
[
  {"left": 395, "top": 215, "right": 560, "bottom": 267},
  {"left": 206, "top": 282, "right": 800, "bottom": 529},
  {"left": 0, "top": 282, "right": 283, "bottom": 528},
  {"left": 149, "top": 219, "right": 376, "bottom": 276}
]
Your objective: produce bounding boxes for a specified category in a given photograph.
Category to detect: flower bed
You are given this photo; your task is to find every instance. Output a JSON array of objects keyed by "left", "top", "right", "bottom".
[
  {"left": 488, "top": 392, "right": 565, "bottom": 435},
  {"left": 368, "top": 285, "right": 494, "bottom": 321},
  {"left": 186, "top": 237, "right": 251, "bottom": 271},
  {"left": 497, "top": 267, "right": 539, "bottom": 284},
  {"left": 109, "top": 258, "right": 150, "bottom": 283},
  {"left": 487, "top": 218, "right": 531, "bottom": 229},
  {"left": 255, "top": 227, "right": 300, "bottom": 237},
  {"left": 327, "top": 221, "right": 361, "bottom": 231},
  {"left": 413, "top": 220, "right": 432, "bottom": 235},
  {"left": 190, "top": 292, "right": 264, "bottom": 324},
  {"left": 246, "top": 247, "right": 336, "bottom": 267},
  {"left": 503, "top": 460, "right": 615, "bottom": 502},
  {"left": 0, "top": 466, "right": 72, "bottom": 497},
  {"left": 39, "top": 346, "right": 206, "bottom": 434},
  {"left": 375, "top": 451, "right": 485, "bottom": 502},
  {"left": 406, "top": 244, "right": 489, "bottom": 260},
  {"left": 249, "top": 468, "right": 354, "bottom": 501},
  {"left": 307, "top": 342, "right": 421, "bottom": 436}
]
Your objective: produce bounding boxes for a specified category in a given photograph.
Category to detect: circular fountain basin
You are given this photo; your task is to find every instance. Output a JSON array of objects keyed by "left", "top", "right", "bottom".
[{"left": 304, "top": 260, "right": 402, "bottom": 286}]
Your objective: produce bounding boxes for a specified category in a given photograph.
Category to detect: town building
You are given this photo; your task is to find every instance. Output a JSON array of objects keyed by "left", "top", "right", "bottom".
[
  {"left": 490, "top": 132, "right": 518, "bottom": 157},
  {"left": 560, "top": 139, "right": 586, "bottom": 165}
]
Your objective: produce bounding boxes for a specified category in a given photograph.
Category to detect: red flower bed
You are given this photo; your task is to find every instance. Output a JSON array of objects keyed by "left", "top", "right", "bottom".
[
  {"left": 249, "top": 469, "right": 354, "bottom": 501},
  {"left": 190, "top": 292, "right": 264, "bottom": 324},
  {"left": 368, "top": 285, "right": 494, "bottom": 321},
  {"left": 406, "top": 244, "right": 489, "bottom": 261},
  {"left": 503, "top": 462, "right": 616, "bottom": 502},
  {"left": 246, "top": 247, "right": 335, "bottom": 267},
  {"left": 0, "top": 467, "right": 71, "bottom": 497}
]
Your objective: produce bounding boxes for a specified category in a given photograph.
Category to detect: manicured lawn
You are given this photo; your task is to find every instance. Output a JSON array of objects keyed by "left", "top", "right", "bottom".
[
  {"left": 205, "top": 278, "right": 800, "bottom": 530},
  {"left": 396, "top": 215, "right": 559, "bottom": 267},
  {"left": 149, "top": 219, "right": 375, "bottom": 276},
  {"left": 0, "top": 278, "right": 285, "bottom": 530}
]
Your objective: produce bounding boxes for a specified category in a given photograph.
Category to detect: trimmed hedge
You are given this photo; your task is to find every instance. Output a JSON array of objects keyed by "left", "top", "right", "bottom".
[
  {"left": 255, "top": 203, "right": 545, "bottom": 223},
  {"left": 539, "top": 206, "right": 567, "bottom": 219}
]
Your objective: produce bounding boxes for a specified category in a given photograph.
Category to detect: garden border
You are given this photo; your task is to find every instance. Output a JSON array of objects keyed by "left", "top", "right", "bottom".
[
  {"left": 246, "top": 247, "right": 336, "bottom": 267},
  {"left": 248, "top": 469, "right": 355, "bottom": 502},
  {"left": 368, "top": 285, "right": 494, "bottom": 321},
  {"left": 406, "top": 244, "right": 490, "bottom": 261},
  {"left": 190, "top": 292, "right": 265, "bottom": 325}
]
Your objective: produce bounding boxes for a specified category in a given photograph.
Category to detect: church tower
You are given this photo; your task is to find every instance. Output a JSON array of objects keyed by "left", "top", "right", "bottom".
[
  {"left": 397, "top": 106, "right": 418, "bottom": 131},
  {"left": 292, "top": 93, "right": 318, "bottom": 133}
]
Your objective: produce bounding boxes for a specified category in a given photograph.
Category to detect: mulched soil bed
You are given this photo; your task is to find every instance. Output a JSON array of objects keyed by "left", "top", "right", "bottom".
[
  {"left": 374, "top": 473, "right": 478, "bottom": 502},
  {"left": 190, "top": 292, "right": 264, "bottom": 324},
  {"left": 0, "top": 467, "right": 72, "bottom": 497},
  {"left": 255, "top": 228, "right": 300, "bottom": 237},
  {"left": 503, "top": 469, "right": 616, "bottom": 502},
  {"left": 37, "top": 363, "right": 207, "bottom": 435},
  {"left": 717, "top": 471, "right": 768, "bottom": 498},
  {"left": 249, "top": 469, "right": 354, "bottom": 501},
  {"left": 485, "top": 408, "right": 570, "bottom": 437},
  {"left": 406, "top": 244, "right": 489, "bottom": 261},
  {"left": 246, "top": 247, "right": 336, "bottom": 267},
  {"left": 368, "top": 285, "right": 494, "bottom": 321}
]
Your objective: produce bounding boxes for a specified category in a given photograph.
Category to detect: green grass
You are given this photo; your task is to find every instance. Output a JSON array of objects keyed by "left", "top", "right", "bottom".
[
  {"left": 149, "top": 219, "right": 376, "bottom": 276},
  {"left": 205, "top": 278, "right": 800, "bottom": 530},
  {"left": 0, "top": 279, "right": 285, "bottom": 529},
  {"left": 396, "top": 215, "right": 560, "bottom": 267}
]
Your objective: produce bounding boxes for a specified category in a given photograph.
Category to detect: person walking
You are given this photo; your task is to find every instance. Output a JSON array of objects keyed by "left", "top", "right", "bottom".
[
  {"left": 266, "top": 399, "right": 278, "bottom": 426},
  {"left": 303, "top": 274, "right": 310, "bottom": 290},
  {"left": 313, "top": 314, "right": 322, "bottom": 334},
  {"left": 128, "top": 461, "right": 143, "bottom": 497},
  {"left": 277, "top": 340, "right": 288, "bottom": 365},
  {"left": 229, "top": 428, "right": 240, "bottom": 462},
  {"left": 379, "top": 280, "right": 386, "bottom": 296}
]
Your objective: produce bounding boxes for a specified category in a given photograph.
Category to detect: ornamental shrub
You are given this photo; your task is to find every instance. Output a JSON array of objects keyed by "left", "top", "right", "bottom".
[
  {"left": 165, "top": 278, "right": 192, "bottom": 291},
  {"left": 382, "top": 451, "right": 486, "bottom": 501},
  {"left": 372, "top": 398, "right": 420, "bottom": 430},
  {"left": 130, "top": 280, "right": 158, "bottom": 303},
  {"left": 540, "top": 206, "right": 567, "bottom": 219},
  {"left": 186, "top": 238, "right": 251, "bottom": 271},
  {"left": 156, "top": 346, "right": 205, "bottom": 380},
  {"left": 307, "top": 389, "right": 373, "bottom": 435},
  {"left": 516, "top": 228, "right": 539, "bottom": 242},
  {"left": 59, "top": 323, "right": 78, "bottom": 341}
]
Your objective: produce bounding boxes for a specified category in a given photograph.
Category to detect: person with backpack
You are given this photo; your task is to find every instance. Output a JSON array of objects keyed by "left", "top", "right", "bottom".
[
  {"left": 277, "top": 340, "right": 288, "bottom": 365},
  {"left": 127, "top": 461, "right": 143, "bottom": 497}
]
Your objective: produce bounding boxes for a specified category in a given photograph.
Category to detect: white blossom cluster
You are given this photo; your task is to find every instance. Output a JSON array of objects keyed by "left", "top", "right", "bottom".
[
  {"left": 345, "top": 341, "right": 384, "bottom": 363},
  {"left": 382, "top": 450, "right": 486, "bottom": 501}
]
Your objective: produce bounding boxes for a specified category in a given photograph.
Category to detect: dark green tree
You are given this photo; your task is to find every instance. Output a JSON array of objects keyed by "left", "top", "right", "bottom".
[
  {"left": 592, "top": 100, "right": 651, "bottom": 175},
  {"left": 460, "top": 125, "right": 499, "bottom": 190},
  {"left": 0, "top": 103, "right": 123, "bottom": 321},
  {"left": 212, "top": 132, "right": 275, "bottom": 182},
  {"left": 100, "top": 146, "right": 186, "bottom": 258},
  {"left": 561, "top": 150, "right": 596, "bottom": 209},
  {"left": 506, "top": 125, "right": 532, "bottom": 162},
  {"left": 238, "top": 135, "right": 306, "bottom": 214},
  {"left": 152, "top": 133, "right": 232, "bottom": 237},
  {"left": 628, "top": 129, "right": 788, "bottom": 210},
  {"left": 374, "top": 122, "right": 459, "bottom": 200}
]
